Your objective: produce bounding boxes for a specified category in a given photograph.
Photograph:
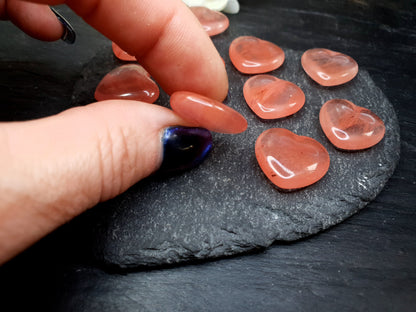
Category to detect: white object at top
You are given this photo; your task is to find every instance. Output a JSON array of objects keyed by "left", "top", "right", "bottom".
[{"left": 183, "top": 0, "right": 240, "bottom": 13}]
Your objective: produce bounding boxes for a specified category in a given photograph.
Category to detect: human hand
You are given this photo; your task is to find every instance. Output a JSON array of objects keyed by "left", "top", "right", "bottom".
[{"left": 0, "top": 0, "right": 228, "bottom": 264}]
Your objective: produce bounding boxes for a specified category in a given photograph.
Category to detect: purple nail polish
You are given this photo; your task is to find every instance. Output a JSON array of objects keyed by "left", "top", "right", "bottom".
[
  {"left": 160, "top": 126, "right": 213, "bottom": 173},
  {"left": 51, "top": 7, "right": 76, "bottom": 44}
]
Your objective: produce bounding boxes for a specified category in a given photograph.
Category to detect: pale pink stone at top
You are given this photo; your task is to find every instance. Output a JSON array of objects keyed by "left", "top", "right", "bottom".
[
  {"left": 255, "top": 128, "right": 330, "bottom": 190},
  {"left": 112, "top": 42, "right": 137, "bottom": 61},
  {"left": 319, "top": 99, "right": 385, "bottom": 150},
  {"left": 229, "top": 36, "right": 285, "bottom": 74},
  {"left": 243, "top": 75, "right": 305, "bottom": 119},
  {"left": 301, "top": 48, "right": 358, "bottom": 86},
  {"left": 95, "top": 64, "right": 159, "bottom": 103},
  {"left": 170, "top": 91, "right": 247, "bottom": 134},
  {"left": 190, "top": 6, "right": 229, "bottom": 36}
]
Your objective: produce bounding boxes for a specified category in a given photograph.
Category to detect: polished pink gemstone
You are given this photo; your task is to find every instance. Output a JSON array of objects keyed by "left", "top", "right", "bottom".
[
  {"left": 301, "top": 48, "right": 358, "bottom": 86},
  {"left": 229, "top": 36, "right": 285, "bottom": 74},
  {"left": 243, "top": 75, "right": 305, "bottom": 119},
  {"left": 319, "top": 99, "right": 385, "bottom": 150},
  {"left": 190, "top": 6, "right": 229, "bottom": 36},
  {"left": 94, "top": 64, "right": 159, "bottom": 103},
  {"left": 112, "top": 42, "right": 137, "bottom": 61},
  {"left": 170, "top": 91, "right": 247, "bottom": 134},
  {"left": 255, "top": 128, "right": 330, "bottom": 190}
]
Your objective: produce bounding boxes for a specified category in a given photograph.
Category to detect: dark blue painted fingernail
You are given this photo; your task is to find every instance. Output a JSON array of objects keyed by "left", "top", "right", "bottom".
[
  {"left": 159, "top": 126, "right": 213, "bottom": 173},
  {"left": 51, "top": 7, "right": 76, "bottom": 44}
]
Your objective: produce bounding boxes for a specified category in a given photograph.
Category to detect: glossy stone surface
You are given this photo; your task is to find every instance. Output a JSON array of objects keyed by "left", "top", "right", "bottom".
[
  {"left": 190, "top": 6, "right": 229, "bottom": 36},
  {"left": 320, "top": 99, "right": 386, "bottom": 150},
  {"left": 112, "top": 42, "right": 137, "bottom": 61},
  {"left": 243, "top": 75, "right": 305, "bottom": 119},
  {"left": 170, "top": 91, "right": 247, "bottom": 134},
  {"left": 229, "top": 36, "right": 285, "bottom": 74},
  {"left": 255, "top": 128, "right": 330, "bottom": 190},
  {"left": 301, "top": 48, "right": 358, "bottom": 86},
  {"left": 94, "top": 64, "right": 159, "bottom": 103}
]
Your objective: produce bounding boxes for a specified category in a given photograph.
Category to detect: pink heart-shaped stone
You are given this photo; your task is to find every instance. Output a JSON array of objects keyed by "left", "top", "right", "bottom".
[
  {"left": 190, "top": 6, "right": 229, "bottom": 37},
  {"left": 170, "top": 91, "right": 247, "bottom": 134},
  {"left": 94, "top": 64, "right": 159, "bottom": 103},
  {"left": 112, "top": 42, "right": 137, "bottom": 61},
  {"left": 319, "top": 99, "right": 385, "bottom": 150},
  {"left": 229, "top": 36, "right": 285, "bottom": 74},
  {"left": 243, "top": 75, "right": 305, "bottom": 119},
  {"left": 255, "top": 128, "right": 330, "bottom": 190},
  {"left": 301, "top": 48, "right": 358, "bottom": 86}
]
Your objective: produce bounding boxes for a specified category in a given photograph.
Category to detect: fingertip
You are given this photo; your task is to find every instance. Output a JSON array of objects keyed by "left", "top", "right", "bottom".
[
  {"left": 7, "top": 1, "right": 64, "bottom": 41},
  {"left": 66, "top": 0, "right": 229, "bottom": 101}
]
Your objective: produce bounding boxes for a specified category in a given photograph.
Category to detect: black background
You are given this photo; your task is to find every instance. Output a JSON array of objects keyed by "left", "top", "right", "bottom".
[{"left": 0, "top": 0, "right": 415, "bottom": 311}]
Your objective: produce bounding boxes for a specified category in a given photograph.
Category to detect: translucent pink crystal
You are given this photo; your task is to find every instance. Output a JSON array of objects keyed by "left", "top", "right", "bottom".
[
  {"left": 94, "top": 64, "right": 159, "bottom": 103},
  {"left": 243, "top": 75, "right": 305, "bottom": 119},
  {"left": 170, "top": 91, "right": 247, "bottom": 134},
  {"left": 229, "top": 36, "right": 285, "bottom": 74},
  {"left": 301, "top": 48, "right": 358, "bottom": 86},
  {"left": 255, "top": 128, "right": 330, "bottom": 190},
  {"left": 112, "top": 42, "right": 137, "bottom": 61},
  {"left": 319, "top": 99, "right": 385, "bottom": 150},
  {"left": 190, "top": 6, "right": 229, "bottom": 36}
]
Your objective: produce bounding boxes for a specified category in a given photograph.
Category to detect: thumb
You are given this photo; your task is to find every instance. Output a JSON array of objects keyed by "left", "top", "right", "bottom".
[{"left": 0, "top": 100, "right": 212, "bottom": 264}]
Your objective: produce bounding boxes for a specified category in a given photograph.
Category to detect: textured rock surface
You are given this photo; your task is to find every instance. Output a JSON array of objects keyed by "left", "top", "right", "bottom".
[{"left": 71, "top": 46, "right": 400, "bottom": 269}]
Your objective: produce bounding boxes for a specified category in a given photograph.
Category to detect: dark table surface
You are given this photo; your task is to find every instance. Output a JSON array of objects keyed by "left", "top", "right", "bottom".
[{"left": 0, "top": 1, "right": 415, "bottom": 311}]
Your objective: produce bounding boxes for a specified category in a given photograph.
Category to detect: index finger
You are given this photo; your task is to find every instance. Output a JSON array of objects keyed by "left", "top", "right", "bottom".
[{"left": 30, "top": 0, "right": 229, "bottom": 101}]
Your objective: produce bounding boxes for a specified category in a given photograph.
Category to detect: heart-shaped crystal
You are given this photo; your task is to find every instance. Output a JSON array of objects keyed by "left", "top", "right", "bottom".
[
  {"left": 112, "top": 42, "right": 137, "bottom": 61},
  {"left": 190, "top": 6, "right": 229, "bottom": 36},
  {"left": 170, "top": 91, "right": 247, "bottom": 134},
  {"left": 94, "top": 64, "right": 159, "bottom": 103},
  {"left": 243, "top": 75, "right": 305, "bottom": 119},
  {"left": 301, "top": 48, "right": 358, "bottom": 86},
  {"left": 255, "top": 128, "right": 330, "bottom": 190},
  {"left": 319, "top": 99, "right": 385, "bottom": 150},
  {"left": 229, "top": 36, "right": 285, "bottom": 74}
]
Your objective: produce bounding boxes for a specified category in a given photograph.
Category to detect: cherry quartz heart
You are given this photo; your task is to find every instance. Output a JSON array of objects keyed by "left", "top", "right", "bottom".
[
  {"left": 170, "top": 91, "right": 247, "bottom": 134},
  {"left": 112, "top": 42, "right": 137, "bottom": 61},
  {"left": 319, "top": 99, "right": 385, "bottom": 150},
  {"left": 94, "top": 64, "right": 159, "bottom": 103},
  {"left": 190, "top": 6, "right": 229, "bottom": 36},
  {"left": 301, "top": 48, "right": 358, "bottom": 86},
  {"left": 229, "top": 36, "right": 285, "bottom": 74},
  {"left": 255, "top": 128, "right": 330, "bottom": 190},
  {"left": 243, "top": 75, "right": 305, "bottom": 119}
]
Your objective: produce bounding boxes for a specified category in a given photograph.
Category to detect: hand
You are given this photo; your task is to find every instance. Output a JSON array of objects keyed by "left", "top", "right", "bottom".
[{"left": 0, "top": 0, "right": 228, "bottom": 264}]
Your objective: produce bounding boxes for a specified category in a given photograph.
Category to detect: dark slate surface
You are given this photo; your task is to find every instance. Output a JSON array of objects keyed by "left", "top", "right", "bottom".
[
  {"left": 70, "top": 47, "right": 400, "bottom": 269},
  {"left": 0, "top": 1, "right": 415, "bottom": 311}
]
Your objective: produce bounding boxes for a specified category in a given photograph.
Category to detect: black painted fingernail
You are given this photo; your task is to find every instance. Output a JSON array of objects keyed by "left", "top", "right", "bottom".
[
  {"left": 160, "top": 126, "right": 213, "bottom": 173},
  {"left": 51, "top": 7, "right": 76, "bottom": 44}
]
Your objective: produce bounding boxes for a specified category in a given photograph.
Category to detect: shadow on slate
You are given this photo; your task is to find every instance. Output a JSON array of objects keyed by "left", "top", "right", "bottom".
[{"left": 70, "top": 43, "right": 400, "bottom": 270}]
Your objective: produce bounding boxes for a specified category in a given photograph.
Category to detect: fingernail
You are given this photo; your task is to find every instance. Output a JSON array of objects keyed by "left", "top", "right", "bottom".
[
  {"left": 159, "top": 126, "right": 213, "bottom": 173},
  {"left": 51, "top": 7, "right": 76, "bottom": 44}
]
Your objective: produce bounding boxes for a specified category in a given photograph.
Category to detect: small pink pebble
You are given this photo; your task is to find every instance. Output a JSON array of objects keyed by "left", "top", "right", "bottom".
[
  {"left": 255, "top": 128, "right": 330, "bottom": 190},
  {"left": 112, "top": 42, "right": 137, "bottom": 61},
  {"left": 190, "top": 6, "right": 229, "bottom": 36},
  {"left": 319, "top": 99, "right": 385, "bottom": 150},
  {"left": 243, "top": 75, "right": 305, "bottom": 119},
  {"left": 229, "top": 36, "right": 285, "bottom": 74},
  {"left": 301, "top": 48, "right": 358, "bottom": 86},
  {"left": 95, "top": 64, "right": 159, "bottom": 103},
  {"left": 170, "top": 91, "right": 247, "bottom": 134}
]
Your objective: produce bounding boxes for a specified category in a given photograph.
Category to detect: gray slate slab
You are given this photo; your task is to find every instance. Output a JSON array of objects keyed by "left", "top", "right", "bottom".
[{"left": 71, "top": 45, "right": 400, "bottom": 269}]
